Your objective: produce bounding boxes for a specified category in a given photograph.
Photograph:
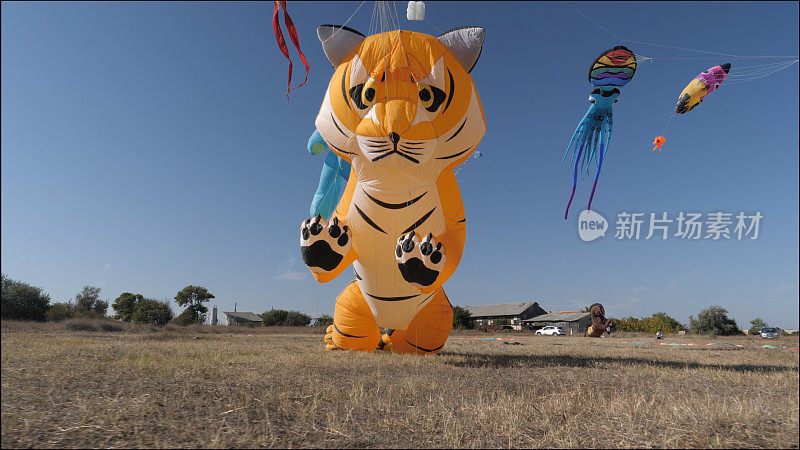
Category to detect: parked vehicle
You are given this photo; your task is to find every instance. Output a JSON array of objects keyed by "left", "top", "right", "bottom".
[
  {"left": 535, "top": 326, "right": 566, "bottom": 336},
  {"left": 760, "top": 327, "right": 780, "bottom": 339}
]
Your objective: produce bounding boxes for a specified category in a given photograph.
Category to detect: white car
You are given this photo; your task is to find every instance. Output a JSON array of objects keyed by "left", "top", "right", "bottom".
[
  {"left": 760, "top": 327, "right": 780, "bottom": 339},
  {"left": 536, "top": 326, "right": 566, "bottom": 336}
]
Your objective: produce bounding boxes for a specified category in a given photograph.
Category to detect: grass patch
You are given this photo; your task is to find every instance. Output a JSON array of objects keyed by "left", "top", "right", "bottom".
[
  {"left": 61, "top": 318, "right": 124, "bottom": 333},
  {"left": 2, "top": 323, "right": 797, "bottom": 448}
]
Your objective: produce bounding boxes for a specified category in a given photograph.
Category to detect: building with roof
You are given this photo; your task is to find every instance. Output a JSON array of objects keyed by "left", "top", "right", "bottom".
[
  {"left": 523, "top": 311, "right": 591, "bottom": 334},
  {"left": 224, "top": 311, "right": 262, "bottom": 327},
  {"left": 464, "top": 301, "right": 547, "bottom": 330}
]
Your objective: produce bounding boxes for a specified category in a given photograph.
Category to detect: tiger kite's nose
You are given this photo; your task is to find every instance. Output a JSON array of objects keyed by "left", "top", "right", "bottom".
[{"left": 388, "top": 132, "right": 400, "bottom": 145}]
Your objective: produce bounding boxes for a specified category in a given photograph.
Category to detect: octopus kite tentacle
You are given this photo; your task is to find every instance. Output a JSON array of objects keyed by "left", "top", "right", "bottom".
[
  {"left": 588, "top": 115, "right": 612, "bottom": 211},
  {"left": 562, "top": 46, "right": 636, "bottom": 220},
  {"left": 563, "top": 97, "right": 615, "bottom": 219}
]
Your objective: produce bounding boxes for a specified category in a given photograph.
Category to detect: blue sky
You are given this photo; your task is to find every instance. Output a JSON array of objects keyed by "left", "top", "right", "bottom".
[{"left": 2, "top": 2, "right": 798, "bottom": 328}]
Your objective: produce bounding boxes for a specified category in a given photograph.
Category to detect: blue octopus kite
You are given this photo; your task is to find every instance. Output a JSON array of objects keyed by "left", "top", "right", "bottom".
[{"left": 561, "top": 46, "right": 637, "bottom": 220}]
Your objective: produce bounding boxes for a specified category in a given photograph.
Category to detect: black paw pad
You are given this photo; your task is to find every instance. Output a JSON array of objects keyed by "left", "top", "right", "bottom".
[
  {"left": 398, "top": 258, "right": 439, "bottom": 287},
  {"left": 301, "top": 240, "right": 344, "bottom": 272}
]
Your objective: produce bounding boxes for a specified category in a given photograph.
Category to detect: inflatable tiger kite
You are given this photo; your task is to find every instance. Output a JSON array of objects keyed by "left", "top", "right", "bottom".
[{"left": 300, "top": 25, "right": 486, "bottom": 354}]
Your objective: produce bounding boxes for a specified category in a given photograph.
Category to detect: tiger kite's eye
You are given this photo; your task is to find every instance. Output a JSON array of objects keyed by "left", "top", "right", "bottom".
[
  {"left": 418, "top": 84, "right": 433, "bottom": 105},
  {"left": 349, "top": 79, "right": 379, "bottom": 110},
  {"left": 362, "top": 79, "right": 378, "bottom": 106},
  {"left": 417, "top": 83, "right": 446, "bottom": 113}
]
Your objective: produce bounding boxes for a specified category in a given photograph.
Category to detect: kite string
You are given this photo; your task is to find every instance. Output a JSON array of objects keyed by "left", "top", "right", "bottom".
[
  {"left": 320, "top": 0, "right": 368, "bottom": 44},
  {"left": 562, "top": 1, "right": 625, "bottom": 42},
  {"left": 478, "top": 161, "right": 594, "bottom": 292},
  {"left": 563, "top": 1, "right": 799, "bottom": 61},
  {"left": 661, "top": 112, "right": 676, "bottom": 136},
  {"left": 724, "top": 60, "right": 799, "bottom": 84},
  {"left": 727, "top": 60, "right": 800, "bottom": 73}
]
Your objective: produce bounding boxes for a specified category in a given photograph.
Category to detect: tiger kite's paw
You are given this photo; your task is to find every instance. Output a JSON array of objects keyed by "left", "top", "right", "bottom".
[
  {"left": 376, "top": 332, "right": 393, "bottom": 351},
  {"left": 301, "top": 215, "right": 352, "bottom": 273},
  {"left": 324, "top": 325, "right": 342, "bottom": 351},
  {"left": 395, "top": 231, "right": 445, "bottom": 289}
]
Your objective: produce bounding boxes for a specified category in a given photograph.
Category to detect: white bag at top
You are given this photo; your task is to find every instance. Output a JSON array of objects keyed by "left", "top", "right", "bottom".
[{"left": 406, "top": 1, "right": 425, "bottom": 21}]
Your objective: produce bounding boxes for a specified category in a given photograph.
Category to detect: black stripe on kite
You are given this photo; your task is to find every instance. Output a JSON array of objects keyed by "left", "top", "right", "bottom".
[
  {"left": 341, "top": 67, "right": 349, "bottom": 105},
  {"left": 401, "top": 207, "right": 436, "bottom": 235},
  {"left": 436, "top": 147, "right": 472, "bottom": 160},
  {"left": 405, "top": 339, "right": 445, "bottom": 353},
  {"left": 367, "top": 293, "right": 419, "bottom": 301},
  {"left": 445, "top": 119, "right": 467, "bottom": 142},
  {"left": 418, "top": 293, "right": 435, "bottom": 307},
  {"left": 331, "top": 113, "right": 348, "bottom": 137},
  {"left": 442, "top": 69, "right": 455, "bottom": 114},
  {"left": 364, "top": 191, "right": 426, "bottom": 209},
  {"left": 354, "top": 204, "right": 386, "bottom": 233},
  {"left": 334, "top": 322, "right": 366, "bottom": 339},
  {"left": 329, "top": 142, "right": 354, "bottom": 155}
]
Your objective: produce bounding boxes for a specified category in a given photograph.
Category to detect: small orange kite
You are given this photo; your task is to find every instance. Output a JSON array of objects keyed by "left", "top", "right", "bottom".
[{"left": 652, "top": 136, "right": 666, "bottom": 151}]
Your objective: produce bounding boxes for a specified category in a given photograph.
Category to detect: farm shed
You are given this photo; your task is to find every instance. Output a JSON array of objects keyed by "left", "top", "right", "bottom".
[
  {"left": 464, "top": 302, "right": 547, "bottom": 330},
  {"left": 523, "top": 312, "right": 591, "bottom": 334},
  {"left": 224, "top": 311, "right": 262, "bottom": 327}
]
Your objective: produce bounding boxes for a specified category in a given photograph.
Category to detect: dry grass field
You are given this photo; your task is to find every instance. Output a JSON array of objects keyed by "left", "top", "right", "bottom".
[{"left": 2, "top": 319, "right": 798, "bottom": 448}]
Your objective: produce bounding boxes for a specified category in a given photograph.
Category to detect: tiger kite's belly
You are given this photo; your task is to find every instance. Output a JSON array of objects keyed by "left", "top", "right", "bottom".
[{"left": 347, "top": 180, "right": 446, "bottom": 329}]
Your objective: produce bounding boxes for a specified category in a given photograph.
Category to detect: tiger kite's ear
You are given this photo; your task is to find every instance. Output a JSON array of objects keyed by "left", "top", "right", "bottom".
[
  {"left": 437, "top": 26, "right": 485, "bottom": 73},
  {"left": 317, "top": 25, "right": 366, "bottom": 68}
]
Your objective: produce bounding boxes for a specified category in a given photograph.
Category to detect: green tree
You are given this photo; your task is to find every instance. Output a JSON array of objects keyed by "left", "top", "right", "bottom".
[
  {"left": 131, "top": 298, "right": 173, "bottom": 325},
  {"left": 285, "top": 311, "right": 312, "bottom": 326},
  {"left": 112, "top": 292, "right": 144, "bottom": 321},
  {"left": 314, "top": 314, "right": 334, "bottom": 327},
  {"left": 172, "top": 309, "right": 197, "bottom": 326},
  {"left": 45, "top": 302, "right": 75, "bottom": 321},
  {"left": 610, "top": 313, "right": 686, "bottom": 333},
  {"left": 748, "top": 317, "right": 768, "bottom": 335},
  {"left": 689, "top": 306, "right": 740, "bottom": 335},
  {"left": 652, "top": 312, "right": 686, "bottom": 331},
  {"left": 262, "top": 309, "right": 288, "bottom": 326},
  {"left": 1, "top": 274, "right": 51, "bottom": 321},
  {"left": 174, "top": 285, "right": 214, "bottom": 325},
  {"left": 261, "top": 309, "right": 311, "bottom": 326},
  {"left": 74, "top": 286, "right": 107, "bottom": 317},
  {"left": 452, "top": 306, "right": 473, "bottom": 329},
  {"left": 93, "top": 299, "right": 109, "bottom": 316}
]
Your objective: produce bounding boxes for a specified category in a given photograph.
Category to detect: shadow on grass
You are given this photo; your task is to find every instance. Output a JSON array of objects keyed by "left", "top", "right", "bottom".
[{"left": 439, "top": 352, "right": 798, "bottom": 374}]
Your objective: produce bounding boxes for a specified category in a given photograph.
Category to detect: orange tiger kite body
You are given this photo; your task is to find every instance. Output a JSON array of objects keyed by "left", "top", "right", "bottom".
[{"left": 299, "top": 26, "right": 486, "bottom": 354}]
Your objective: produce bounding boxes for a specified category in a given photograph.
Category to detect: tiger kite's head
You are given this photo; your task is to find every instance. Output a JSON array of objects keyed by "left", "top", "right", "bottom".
[{"left": 315, "top": 25, "right": 486, "bottom": 174}]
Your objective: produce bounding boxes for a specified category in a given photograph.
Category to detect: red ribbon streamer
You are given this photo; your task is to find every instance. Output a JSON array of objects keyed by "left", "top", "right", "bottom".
[{"left": 273, "top": 1, "right": 310, "bottom": 99}]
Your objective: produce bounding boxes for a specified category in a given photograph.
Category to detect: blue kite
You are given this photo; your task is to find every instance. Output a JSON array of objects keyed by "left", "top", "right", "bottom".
[{"left": 561, "top": 46, "right": 637, "bottom": 219}]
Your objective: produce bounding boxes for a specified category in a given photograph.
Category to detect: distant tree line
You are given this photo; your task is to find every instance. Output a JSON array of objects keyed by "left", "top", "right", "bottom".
[
  {"left": 0, "top": 274, "right": 213, "bottom": 326},
  {"left": 112, "top": 292, "right": 173, "bottom": 325},
  {"left": 610, "top": 306, "right": 756, "bottom": 336},
  {"left": 261, "top": 309, "right": 312, "bottom": 326},
  {"left": 452, "top": 306, "right": 473, "bottom": 329},
  {"left": 610, "top": 312, "right": 687, "bottom": 333},
  {"left": 687, "top": 306, "right": 741, "bottom": 336},
  {"left": 1, "top": 274, "right": 788, "bottom": 335}
]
